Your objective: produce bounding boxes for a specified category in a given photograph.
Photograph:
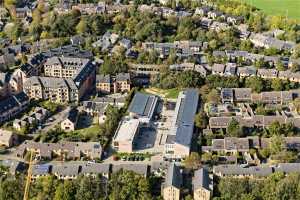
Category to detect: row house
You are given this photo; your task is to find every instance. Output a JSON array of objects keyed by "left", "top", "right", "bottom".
[
  {"left": 249, "top": 33, "right": 295, "bottom": 51},
  {"left": 16, "top": 140, "right": 102, "bottom": 161},
  {"left": 203, "top": 136, "right": 300, "bottom": 154},
  {"left": 209, "top": 114, "right": 300, "bottom": 130},
  {"left": 214, "top": 163, "right": 300, "bottom": 178},
  {"left": 72, "top": 2, "right": 106, "bottom": 15},
  {"left": 211, "top": 60, "right": 300, "bottom": 83},
  {"left": 142, "top": 41, "right": 203, "bottom": 58},
  {"left": 31, "top": 162, "right": 149, "bottom": 180}
]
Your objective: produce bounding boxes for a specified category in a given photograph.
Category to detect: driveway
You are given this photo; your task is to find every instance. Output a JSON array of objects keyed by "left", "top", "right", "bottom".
[{"left": 38, "top": 106, "right": 71, "bottom": 133}]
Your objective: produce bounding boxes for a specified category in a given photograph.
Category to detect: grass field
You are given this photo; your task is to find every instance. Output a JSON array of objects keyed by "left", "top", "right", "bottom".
[
  {"left": 240, "top": 0, "right": 300, "bottom": 19},
  {"left": 144, "top": 87, "right": 180, "bottom": 99}
]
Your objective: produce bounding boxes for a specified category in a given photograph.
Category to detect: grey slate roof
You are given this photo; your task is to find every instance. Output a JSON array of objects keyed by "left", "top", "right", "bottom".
[
  {"left": 116, "top": 73, "right": 130, "bottom": 82},
  {"left": 96, "top": 74, "right": 111, "bottom": 83},
  {"left": 112, "top": 164, "right": 149, "bottom": 176},
  {"left": 193, "top": 168, "right": 211, "bottom": 191},
  {"left": 128, "top": 92, "right": 158, "bottom": 117},
  {"left": 52, "top": 163, "right": 80, "bottom": 177},
  {"left": 214, "top": 165, "right": 273, "bottom": 177},
  {"left": 0, "top": 92, "right": 28, "bottom": 114},
  {"left": 66, "top": 107, "right": 78, "bottom": 123},
  {"left": 174, "top": 89, "right": 199, "bottom": 147},
  {"left": 273, "top": 163, "right": 300, "bottom": 174},
  {"left": 81, "top": 163, "right": 110, "bottom": 175},
  {"left": 165, "top": 163, "right": 182, "bottom": 188},
  {"left": 32, "top": 164, "right": 51, "bottom": 176}
]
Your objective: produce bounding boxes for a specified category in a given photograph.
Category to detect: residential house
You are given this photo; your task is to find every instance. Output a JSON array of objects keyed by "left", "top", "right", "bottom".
[
  {"left": 212, "top": 64, "right": 225, "bottom": 76},
  {"left": 52, "top": 164, "right": 80, "bottom": 180},
  {"left": 13, "top": 107, "right": 49, "bottom": 131},
  {"left": 0, "top": 129, "right": 17, "bottom": 147},
  {"left": 237, "top": 66, "right": 257, "bottom": 77},
  {"left": 32, "top": 164, "right": 51, "bottom": 179},
  {"left": 257, "top": 68, "right": 278, "bottom": 79},
  {"left": 195, "top": 7, "right": 212, "bottom": 16},
  {"left": 221, "top": 88, "right": 252, "bottom": 103},
  {"left": 96, "top": 74, "right": 112, "bottom": 94},
  {"left": 207, "top": 10, "right": 223, "bottom": 19},
  {"left": 119, "top": 38, "right": 132, "bottom": 49},
  {"left": 224, "top": 63, "right": 237, "bottom": 76},
  {"left": 0, "top": 72, "right": 11, "bottom": 99},
  {"left": 115, "top": 73, "right": 131, "bottom": 93},
  {"left": 96, "top": 73, "right": 131, "bottom": 94},
  {"left": 61, "top": 108, "right": 79, "bottom": 132},
  {"left": 81, "top": 163, "right": 110, "bottom": 179}
]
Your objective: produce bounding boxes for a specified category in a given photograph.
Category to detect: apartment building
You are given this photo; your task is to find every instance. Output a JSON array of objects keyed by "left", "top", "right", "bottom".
[
  {"left": 162, "top": 163, "right": 182, "bottom": 200},
  {"left": 96, "top": 73, "right": 131, "bottom": 94},
  {"left": 0, "top": 92, "right": 29, "bottom": 123},
  {"left": 23, "top": 56, "right": 95, "bottom": 103},
  {"left": 43, "top": 57, "right": 90, "bottom": 78},
  {"left": 193, "top": 168, "right": 212, "bottom": 200},
  {"left": 23, "top": 76, "right": 78, "bottom": 103}
]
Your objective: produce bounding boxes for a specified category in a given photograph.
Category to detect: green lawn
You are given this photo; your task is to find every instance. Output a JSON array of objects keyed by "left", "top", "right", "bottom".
[
  {"left": 240, "top": 0, "right": 300, "bottom": 19},
  {"left": 144, "top": 87, "right": 180, "bottom": 99}
]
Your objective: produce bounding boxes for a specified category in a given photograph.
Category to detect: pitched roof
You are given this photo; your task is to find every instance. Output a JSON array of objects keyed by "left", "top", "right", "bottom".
[
  {"left": 193, "top": 168, "right": 211, "bottom": 191},
  {"left": 165, "top": 163, "right": 182, "bottom": 188},
  {"left": 128, "top": 92, "right": 158, "bottom": 118}
]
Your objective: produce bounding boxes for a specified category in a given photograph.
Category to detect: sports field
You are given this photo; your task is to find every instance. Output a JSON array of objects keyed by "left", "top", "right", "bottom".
[{"left": 241, "top": 0, "right": 300, "bottom": 19}]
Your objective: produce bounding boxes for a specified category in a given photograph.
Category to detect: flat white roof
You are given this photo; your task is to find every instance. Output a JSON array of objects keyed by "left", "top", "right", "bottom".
[{"left": 113, "top": 119, "right": 140, "bottom": 142}]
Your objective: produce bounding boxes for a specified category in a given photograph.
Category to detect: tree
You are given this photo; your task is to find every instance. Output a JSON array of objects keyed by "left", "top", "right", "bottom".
[
  {"left": 183, "top": 152, "right": 201, "bottom": 170},
  {"left": 293, "top": 98, "right": 300, "bottom": 112},
  {"left": 271, "top": 79, "right": 284, "bottom": 91},
  {"left": 206, "top": 89, "right": 220, "bottom": 104},
  {"left": 75, "top": 176, "right": 93, "bottom": 200},
  {"left": 254, "top": 58, "right": 266, "bottom": 68},
  {"left": 195, "top": 112, "right": 208, "bottom": 129},
  {"left": 275, "top": 61, "right": 285, "bottom": 71},
  {"left": 109, "top": 170, "right": 152, "bottom": 200},
  {"left": 245, "top": 77, "right": 264, "bottom": 93},
  {"left": 4, "top": 22, "right": 22, "bottom": 41},
  {"left": 269, "top": 135, "right": 284, "bottom": 155},
  {"left": 290, "top": 62, "right": 300, "bottom": 72},
  {"left": 76, "top": 17, "right": 89, "bottom": 34},
  {"left": 227, "top": 118, "right": 243, "bottom": 137},
  {"left": 292, "top": 44, "right": 300, "bottom": 59}
]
